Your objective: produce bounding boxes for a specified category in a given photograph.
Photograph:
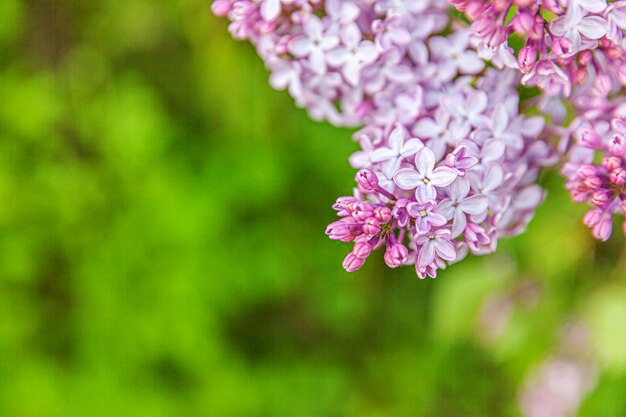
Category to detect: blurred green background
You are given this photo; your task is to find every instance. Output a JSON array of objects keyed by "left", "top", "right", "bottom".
[{"left": 1, "top": 1, "right": 626, "bottom": 416}]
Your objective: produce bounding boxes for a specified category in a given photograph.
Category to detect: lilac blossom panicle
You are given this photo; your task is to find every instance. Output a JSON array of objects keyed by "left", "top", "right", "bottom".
[
  {"left": 446, "top": 0, "right": 626, "bottom": 241},
  {"left": 561, "top": 104, "right": 626, "bottom": 241},
  {"left": 449, "top": 0, "right": 626, "bottom": 98},
  {"left": 211, "top": 0, "right": 559, "bottom": 278}
]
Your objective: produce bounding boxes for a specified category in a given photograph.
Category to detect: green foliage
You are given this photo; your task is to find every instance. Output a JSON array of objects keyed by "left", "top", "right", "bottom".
[{"left": 1, "top": 1, "right": 625, "bottom": 416}]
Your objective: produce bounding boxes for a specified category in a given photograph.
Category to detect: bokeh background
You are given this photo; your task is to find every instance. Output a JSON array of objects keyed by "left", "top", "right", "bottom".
[{"left": 1, "top": 1, "right": 626, "bottom": 416}]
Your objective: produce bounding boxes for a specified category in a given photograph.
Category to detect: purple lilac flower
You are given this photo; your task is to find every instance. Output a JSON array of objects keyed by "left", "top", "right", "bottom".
[
  {"left": 369, "top": 125, "right": 423, "bottom": 179},
  {"left": 394, "top": 147, "right": 458, "bottom": 202},
  {"left": 214, "top": 0, "right": 557, "bottom": 278},
  {"left": 562, "top": 115, "right": 626, "bottom": 241},
  {"left": 438, "top": 177, "right": 489, "bottom": 238},
  {"left": 449, "top": 0, "right": 626, "bottom": 98}
]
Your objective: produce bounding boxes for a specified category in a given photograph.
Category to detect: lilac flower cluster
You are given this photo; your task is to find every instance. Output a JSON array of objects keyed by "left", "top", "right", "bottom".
[
  {"left": 212, "top": 0, "right": 626, "bottom": 275},
  {"left": 449, "top": 0, "right": 626, "bottom": 97},
  {"left": 211, "top": 0, "right": 456, "bottom": 126},
  {"left": 328, "top": 80, "right": 554, "bottom": 278},
  {"left": 562, "top": 109, "right": 626, "bottom": 241},
  {"left": 213, "top": 0, "right": 559, "bottom": 278}
]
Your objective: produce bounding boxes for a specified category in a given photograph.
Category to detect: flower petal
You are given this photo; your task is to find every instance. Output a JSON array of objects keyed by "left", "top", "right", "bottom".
[
  {"left": 394, "top": 168, "right": 421, "bottom": 190},
  {"left": 415, "top": 147, "right": 436, "bottom": 176},
  {"left": 433, "top": 239, "right": 457, "bottom": 261},
  {"left": 459, "top": 194, "right": 489, "bottom": 215},
  {"left": 388, "top": 126, "right": 405, "bottom": 152},
  {"left": 579, "top": 16, "right": 608, "bottom": 39},
  {"left": 401, "top": 138, "right": 424, "bottom": 157},
  {"left": 437, "top": 199, "right": 455, "bottom": 220},
  {"left": 370, "top": 147, "right": 396, "bottom": 163},
  {"left": 381, "top": 158, "right": 401, "bottom": 179},
  {"left": 417, "top": 241, "right": 435, "bottom": 267},
  {"left": 451, "top": 210, "right": 467, "bottom": 238},
  {"left": 449, "top": 177, "right": 470, "bottom": 201},
  {"left": 429, "top": 167, "right": 457, "bottom": 187},
  {"left": 260, "top": 0, "right": 281, "bottom": 21},
  {"left": 417, "top": 183, "right": 437, "bottom": 202}
]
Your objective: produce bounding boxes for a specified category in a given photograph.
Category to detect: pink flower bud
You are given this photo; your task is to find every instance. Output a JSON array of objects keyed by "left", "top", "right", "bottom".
[
  {"left": 211, "top": 0, "right": 232, "bottom": 16},
  {"left": 352, "top": 241, "right": 373, "bottom": 259},
  {"left": 552, "top": 37, "right": 573, "bottom": 57},
  {"left": 542, "top": 0, "right": 560, "bottom": 13},
  {"left": 374, "top": 206, "right": 392, "bottom": 223},
  {"left": 466, "top": 2, "right": 489, "bottom": 20},
  {"left": 384, "top": 244, "right": 409, "bottom": 268},
  {"left": 610, "top": 168, "right": 626, "bottom": 185},
  {"left": 518, "top": 46, "right": 536, "bottom": 73},
  {"left": 345, "top": 201, "right": 360, "bottom": 216},
  {"left": 593, "top": 217, "right": 613, "bottom": 241},
  {"left": 356, "top": 169, "right": 379, "bottom": 191},
  {"left": 514, "top": 0, "right": 533, "bottom": 7},
  {"left": 591, "top": 190, "right": 609, "bottom": 206},
  {"left": 362, "top": 217, "right": 381, "bottom": 235},
  {"left": 472, "top": 17, "right": 496, "bottom": 37},
  {"left": 512, "top": 14, "right": 535, "bottom": 36},
  {"left": 493, "top": 0, "right": 509, "bottom": 11},
  {"left": 485, "top": 27, "right": 508, "bottom": 49},
  {"left": 343, "top": 253, "right": 365, "bottom": 272},
  {"left": 351, "top": 201, "right": 374, "bottom": 222},
  {"left": 333, "top": 197, "right": 358, "bottom": 216},
  {"left": 584, "top": 176, "right": 603, "bottom": 190},
  {"left": 326, "top": 221, "right": 353, "bottom": 241},
  {"left": 577, "top": 164, "right": 598, "bottom": 178},
  {"left": 584, "top": 209, "right": 602, "bottom": 228},
  {"left": 608, "top": 133, "right": 626, "bottom": 157},
  {"left": 579, "top": 130, "right": 601, "bottom": 149},
  {"left": 603, "top": 156, "right": 622, "bottom": 172}
]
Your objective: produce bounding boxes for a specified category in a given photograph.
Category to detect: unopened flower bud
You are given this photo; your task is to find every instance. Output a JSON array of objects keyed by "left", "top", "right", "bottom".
[
  {"left": 610, "top": 168, "right": 626, "bottom": 185},
  {"left": 591, "top": 190, "right": 609, "bottom": 206},
  {"left": 512, "top": 13, "right": 535, "bottom": 35},
  {"left": 577, "top": 164, "right": 597, "bottom": 178},
  {"left": 584, "top": 176, "right": 603, "bottom": 190},
  {"left": 356, "top": 168, "right": 379, "bottom": 191},
  {"left": 362, "top": 217, "right": 381, "bottom": 235},
  {"left": 608, "top": 133, "right": 626, "bottom": 157},
  {"left": 374, "top": 206, "right": 392, "bottom": 223},
  {"left": 603, "top": 156, "right": 622, "bottom": 172},
  {"left": 518, "top": 46, "right": 536, "bottom": 73},
  {"left": 351, "top": 201, "right": 374, "bottom": 221},
  {"left": 584, "top": 209, "right": 602, "bottom": 228},
  {"left": 384, "top": 244, "right": 409, "bottom": 268},
  {"left": 211, "top": 0, "right": 232, "bottom": 16},
  {"left": 580, "top": 129, "right": 601, "bottom": 149},
  {"left": 352, "top": 241, "right": 373, "bottom": 259},
  {"left": 326, "top": 221, "right": 352, "bottom": 241},
  {"left": 343, "top": 253, "right": 365, "bottom": 272},
  {"left": 552, "top": 37, "right": 573, "bottom": 57}
]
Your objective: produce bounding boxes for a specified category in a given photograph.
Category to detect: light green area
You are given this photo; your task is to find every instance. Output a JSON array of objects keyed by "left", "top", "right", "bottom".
[{"left": 1, "top": 1, "right": 625, "bottom": 416}]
